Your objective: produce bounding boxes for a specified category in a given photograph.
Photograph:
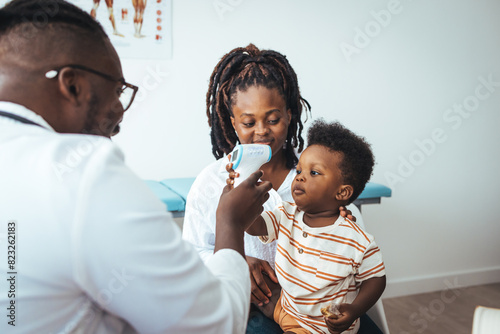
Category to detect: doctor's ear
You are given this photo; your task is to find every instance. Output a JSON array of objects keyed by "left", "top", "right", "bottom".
[
  {"left": 56, "top": 67, "right": 86, "bottom": 105},
  {"left": 336, "top": 185, "right": 353, "bottom": 202}
]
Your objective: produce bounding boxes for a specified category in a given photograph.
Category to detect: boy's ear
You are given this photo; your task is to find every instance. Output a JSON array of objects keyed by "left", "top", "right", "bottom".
[{"left": 336, "top": 185, "right": 353, "bottom": 202}]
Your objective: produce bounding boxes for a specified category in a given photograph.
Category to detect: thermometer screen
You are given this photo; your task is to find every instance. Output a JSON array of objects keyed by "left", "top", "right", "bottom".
[{"left": 231, "top": 150, "right": 239, "bottom": 161}]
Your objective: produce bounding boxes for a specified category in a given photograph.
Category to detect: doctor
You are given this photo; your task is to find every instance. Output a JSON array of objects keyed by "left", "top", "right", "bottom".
[{"left": 0, "top": 1, "right": 270, "bottom": 333}]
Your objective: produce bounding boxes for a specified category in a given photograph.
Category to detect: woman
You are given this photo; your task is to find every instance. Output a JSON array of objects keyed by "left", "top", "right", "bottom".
[{"left": 182, "top": 44, "right": 364, "bottom": 333}]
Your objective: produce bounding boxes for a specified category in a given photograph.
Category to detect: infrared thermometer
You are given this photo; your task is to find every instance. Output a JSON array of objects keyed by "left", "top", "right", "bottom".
[{"left": 230, "top": 144, "right": 272, "bottom": 187}]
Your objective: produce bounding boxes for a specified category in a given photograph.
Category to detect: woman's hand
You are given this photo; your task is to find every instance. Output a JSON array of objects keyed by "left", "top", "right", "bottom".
[
  {"left": 225, "top": 161, "right": 239, "bottom": 189},
  {"left": 339, "top": 206, "right": 356, "bottom": 222},
  {"left": 246, "top": 256, "right": 280, "bottom": 306}
]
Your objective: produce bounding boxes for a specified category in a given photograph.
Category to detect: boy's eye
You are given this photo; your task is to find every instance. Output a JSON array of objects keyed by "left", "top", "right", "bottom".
[
  {"left": 296, "top": 170, "right": 302, "bottom": 175},
  {"left": 311, "top": 170, "right": 319, "bottom": 176}
]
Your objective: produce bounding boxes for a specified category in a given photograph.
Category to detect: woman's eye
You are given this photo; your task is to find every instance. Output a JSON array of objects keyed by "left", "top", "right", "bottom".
[
  {"left": 268, "top": 118, "right": 280, "bottom": 125},
  {"left": 242, "top": 122, "right": 254, "bottom": 127}
]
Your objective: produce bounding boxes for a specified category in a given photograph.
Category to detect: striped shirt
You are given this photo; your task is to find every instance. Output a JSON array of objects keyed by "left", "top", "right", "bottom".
[{"left": 260, "top": 202, "right": 385, "bottom": 334}]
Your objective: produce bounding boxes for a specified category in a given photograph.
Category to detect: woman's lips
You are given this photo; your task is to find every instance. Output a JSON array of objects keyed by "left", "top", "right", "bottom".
[{"left": 253, "top": 139, "right": 273, "bottom": 146}]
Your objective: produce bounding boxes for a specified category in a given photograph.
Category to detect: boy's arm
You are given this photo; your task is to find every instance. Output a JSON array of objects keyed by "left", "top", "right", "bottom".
[
  {"left": 350, "top": 275, "right": 386, "bottom": 316},
  {"left": 325, "top": 276, "right": 386, "bottom": 333},
  {"left": 245, "top": 215, "right": 268, "bottom": 236}
]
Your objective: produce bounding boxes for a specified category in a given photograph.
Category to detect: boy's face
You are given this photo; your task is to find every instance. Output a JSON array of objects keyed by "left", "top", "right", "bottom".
[{"left": 292, "top": 145, "right": 347, "bottom": 214}]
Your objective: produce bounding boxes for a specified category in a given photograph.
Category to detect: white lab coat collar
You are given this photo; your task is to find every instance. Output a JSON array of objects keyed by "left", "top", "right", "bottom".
[{"left": 0, "top": 101, "right": 55, "bottom": 131}]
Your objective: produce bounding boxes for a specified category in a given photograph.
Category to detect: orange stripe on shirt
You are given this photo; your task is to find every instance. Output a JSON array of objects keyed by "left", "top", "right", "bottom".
[
  {"left": 264, "top": 210, "right": 279, "bottom": 240},
  {"left": 281, "top": 293, "right": 329, "bottom": 331},
  {"left": 342, "top": 217, "right": 371, "bottom": 243},
  {"left": 309, "top": 232, "right": 367, "bottom": 253},
  {"left": 280, "top": 241, "right": 355, "bottom": 269},
  {"left": 320, "top": 251, "right": 360, "bottom": 267},
  {"left": 279, "top": 204, "right": 297, "bottom": 221},
  {"left": 357, "top": 263, "right": 386, "bottom": 280},
  {"left": 363, "top": 247, "right": 381, "bottom": 260},
  {"left": 316, "top": 270, "right": 348, "bottom": 281},
  {"left": 287, "top": 288, "right": 351, "bottom": 305},
  {"left": 277, "top": 244, "right": 317, "bottom": 275},
  {"left": 281, "top": 217, "right": 362, "bottom": 258},
  {"left": 276, "top": 263, "right": 318, "bottom": 293}
]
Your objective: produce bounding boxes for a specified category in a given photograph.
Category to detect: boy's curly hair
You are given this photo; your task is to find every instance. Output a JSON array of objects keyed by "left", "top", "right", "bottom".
[{"left": 307, "top": 119, "right": 375, "bottom": 203}]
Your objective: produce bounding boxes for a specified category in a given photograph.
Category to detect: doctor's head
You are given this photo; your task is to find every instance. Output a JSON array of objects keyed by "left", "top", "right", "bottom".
[{"left": 0, "top": 0, "right": 137, "bottom": 137}]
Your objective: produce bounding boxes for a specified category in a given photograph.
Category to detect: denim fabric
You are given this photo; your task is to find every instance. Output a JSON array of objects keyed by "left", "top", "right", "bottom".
[
  {"left": 359, "top": 313, "right": 384, "bottom": 334},
  {"left": 246, "top": 307, "right": 283, "bottom": 334},
  {"left": 246, "top": 308, "right": 383, "bottom": 334}
]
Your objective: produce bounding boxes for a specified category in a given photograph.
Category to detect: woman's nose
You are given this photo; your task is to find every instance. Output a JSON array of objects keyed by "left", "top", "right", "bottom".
[{"left": 254, "top": 122, "right": 269, "bottom": 135}]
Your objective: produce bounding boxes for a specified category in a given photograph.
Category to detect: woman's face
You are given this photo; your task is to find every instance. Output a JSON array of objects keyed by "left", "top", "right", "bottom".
[{"left": 230, "top": 85, "right": 291, "bottom": 158}]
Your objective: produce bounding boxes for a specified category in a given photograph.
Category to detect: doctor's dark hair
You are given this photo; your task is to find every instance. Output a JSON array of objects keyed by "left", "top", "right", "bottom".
[
  {"left": 0, "top": 0, "right": 107, "bottom": 42},
  {"left": 307, "top": 119, "right": 375, "bottom": 204},
  {"left": 206, "top": 44, "right": 311, "bottom": 169}
]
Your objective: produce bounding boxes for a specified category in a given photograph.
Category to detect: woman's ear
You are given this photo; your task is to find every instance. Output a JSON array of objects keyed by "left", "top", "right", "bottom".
[
  {"left": 336, "top": 185, "right": 354, "bottom": 202},
  {"left": 230, "top": 116, "right": 236, "bottom": 129}
]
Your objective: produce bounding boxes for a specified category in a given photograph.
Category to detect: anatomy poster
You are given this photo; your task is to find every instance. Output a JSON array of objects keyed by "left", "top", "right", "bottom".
[
  {"left": 1, "top": 0, "right": 172, "bottom": 59},
  {"left": 76, "top": 0, "right": 172, "bottom": 59}
]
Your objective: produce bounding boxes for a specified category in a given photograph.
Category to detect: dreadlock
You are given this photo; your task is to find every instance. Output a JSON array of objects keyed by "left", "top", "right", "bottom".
[{"left": 206, "top": 44, "right": 311, "bottom": 169}]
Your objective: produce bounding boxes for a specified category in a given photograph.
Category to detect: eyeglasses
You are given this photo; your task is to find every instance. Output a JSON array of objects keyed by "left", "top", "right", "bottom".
[{"left": 45, "top": 64, "right": 139, "bottom": 111}]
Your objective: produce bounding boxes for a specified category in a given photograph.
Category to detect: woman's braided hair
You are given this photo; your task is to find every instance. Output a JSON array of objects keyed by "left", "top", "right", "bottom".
[{"left": 206, "top": 44, "right": 310, "bottom": 168}]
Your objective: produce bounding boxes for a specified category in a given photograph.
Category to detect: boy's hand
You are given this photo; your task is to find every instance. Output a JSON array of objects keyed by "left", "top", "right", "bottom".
[
  {"left": 339, "top": 206, "right": 356, "bottom": 222},
  {"left": 324, "top": 303, "right": 360, "bottom": 334}
]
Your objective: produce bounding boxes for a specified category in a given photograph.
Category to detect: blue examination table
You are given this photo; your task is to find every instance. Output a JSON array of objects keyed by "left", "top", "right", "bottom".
[{"left": 145, "top": 178, "right": 391, "bottom": 216}]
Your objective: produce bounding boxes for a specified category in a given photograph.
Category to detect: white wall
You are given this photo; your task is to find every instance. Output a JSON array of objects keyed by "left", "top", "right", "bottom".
[{"left": 113, "top": 0, "right": 500, "bottom": 298}]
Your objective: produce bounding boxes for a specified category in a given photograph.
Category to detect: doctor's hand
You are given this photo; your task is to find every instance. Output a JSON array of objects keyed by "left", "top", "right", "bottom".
[{"left": 215, "top": 170, "right": 272, "bottom": 257}]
